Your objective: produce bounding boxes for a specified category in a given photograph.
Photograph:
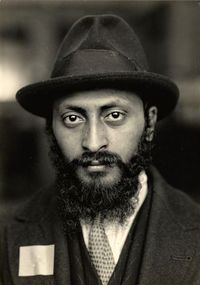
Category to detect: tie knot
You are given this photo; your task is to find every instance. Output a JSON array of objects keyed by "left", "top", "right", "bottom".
[{"left": 93, "top": 214, "right": 103, "bottom": 224}]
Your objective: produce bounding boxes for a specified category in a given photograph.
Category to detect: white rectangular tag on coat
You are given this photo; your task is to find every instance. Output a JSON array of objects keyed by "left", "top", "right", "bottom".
[{"left": 18, "top": 244, "right": 55, "bottom": 276}]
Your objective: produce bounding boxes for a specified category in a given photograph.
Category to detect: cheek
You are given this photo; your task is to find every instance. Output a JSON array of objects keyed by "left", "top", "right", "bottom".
[
  {"left": 108, "top": 119, "right": 145, "bottom": 162},
  {"left": 59, "top": 136, "right": 80, "bottom": 161},
  {"left": 53, "top": 124, "right": 82, "bottom": 161}
]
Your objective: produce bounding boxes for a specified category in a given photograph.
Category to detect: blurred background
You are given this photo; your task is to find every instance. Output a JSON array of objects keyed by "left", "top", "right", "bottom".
[{"left": 0, "top": 0, "right": 200, "bottom": 218}]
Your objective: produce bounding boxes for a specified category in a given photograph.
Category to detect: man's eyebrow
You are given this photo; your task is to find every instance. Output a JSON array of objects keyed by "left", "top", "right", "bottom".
[
  {"left": 59, "top": 105, "right": 87, "bottom": 116},
  {"left": 100, "top": 103, "right": 126, "bottom": 112},
  {"left": 57, "top": 102, "right": 127, "bottom": 115}
]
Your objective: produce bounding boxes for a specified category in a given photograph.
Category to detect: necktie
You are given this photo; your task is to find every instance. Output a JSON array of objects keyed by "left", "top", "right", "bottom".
[{"left": 88, "top": 217, "right": 115, "bottom": 285}]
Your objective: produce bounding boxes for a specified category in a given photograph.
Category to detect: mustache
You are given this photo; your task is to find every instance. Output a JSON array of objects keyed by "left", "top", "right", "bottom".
[{"left": 70, "top": 151, "right": 124, "bottom": 168}]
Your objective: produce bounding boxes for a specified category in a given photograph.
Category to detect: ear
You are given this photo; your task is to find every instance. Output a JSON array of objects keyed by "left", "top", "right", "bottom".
[{"left": 145, "top": 106, "right": 158, "bottom": 142}]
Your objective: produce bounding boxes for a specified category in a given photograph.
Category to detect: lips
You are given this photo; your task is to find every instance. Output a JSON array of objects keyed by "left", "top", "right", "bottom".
[
  {"left": 87, "top": 160, "right": 106, "bottom": 172},
  {"left": 90, "top": 160, "right": 103, "bottom": 166},
  {"left": 75, "top": 151, "right": 122, "bottom": 168}
]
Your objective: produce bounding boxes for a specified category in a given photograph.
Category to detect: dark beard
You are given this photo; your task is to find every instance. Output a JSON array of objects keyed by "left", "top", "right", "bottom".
[{"left": 46, "top": 123, "right": 152, "bottom": 233}]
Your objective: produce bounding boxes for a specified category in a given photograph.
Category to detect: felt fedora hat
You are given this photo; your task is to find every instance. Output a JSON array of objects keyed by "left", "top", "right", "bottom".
[{"left": 16, "top": 14, "right": 179, "bottom": 119}]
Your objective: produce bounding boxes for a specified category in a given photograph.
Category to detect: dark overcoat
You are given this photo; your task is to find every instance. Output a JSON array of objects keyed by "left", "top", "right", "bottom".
[{"left": 1, "top": 167, "right": 200, "bottom": 285}]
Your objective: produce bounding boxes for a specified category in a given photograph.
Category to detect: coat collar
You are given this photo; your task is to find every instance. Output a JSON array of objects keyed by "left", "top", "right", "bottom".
[{"left": 137, "top": 166, "right": 200, "bottom": 285}]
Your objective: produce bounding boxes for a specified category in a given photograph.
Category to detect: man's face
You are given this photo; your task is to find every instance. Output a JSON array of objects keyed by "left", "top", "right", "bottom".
[{"left": 52, "top": 89, "right": 146, "bottom": 188}]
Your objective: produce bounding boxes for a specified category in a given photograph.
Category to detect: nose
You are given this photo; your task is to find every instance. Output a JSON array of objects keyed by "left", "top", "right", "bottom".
[{"left": 82, "top": 119, "right": 108, "bottom": 152}]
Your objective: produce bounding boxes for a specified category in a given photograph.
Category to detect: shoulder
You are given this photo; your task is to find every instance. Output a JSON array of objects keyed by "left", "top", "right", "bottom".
[
  {"left": 17, "top": 187, "right": 56, "bottom": 223},
  {"left": 0, "top": 187, "right": 56, "bottom": 259},
  {"left": 1, "top": 186, "right": 56, "bottom": 229},
  {"left": 149, "top": 166, "right": 200, "bottom": 229}
]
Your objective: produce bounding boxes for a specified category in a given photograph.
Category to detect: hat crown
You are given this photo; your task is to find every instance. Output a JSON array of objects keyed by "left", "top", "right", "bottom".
[
  {"left": 16, "top": 14, "right": 179, "bottom": 119},
  {"left": 51, "top": 14, "right": 149, "bottom": 77}
]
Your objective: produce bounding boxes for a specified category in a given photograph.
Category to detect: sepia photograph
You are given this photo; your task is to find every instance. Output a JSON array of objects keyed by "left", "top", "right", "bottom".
[{"left": 0, "top": 1, "right": 200, "bottom": 284}]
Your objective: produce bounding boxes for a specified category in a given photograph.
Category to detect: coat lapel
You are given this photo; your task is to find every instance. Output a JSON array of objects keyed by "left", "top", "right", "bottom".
[
  {"left": 138, "top": 168, "right": 200, "bottom": 285},
  {"left": 6, "top": 189, "right": 71, "bottom": 285}
]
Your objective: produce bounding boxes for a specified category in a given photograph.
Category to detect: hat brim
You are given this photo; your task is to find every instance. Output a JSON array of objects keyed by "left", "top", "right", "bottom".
[{"left": 16, "top": 71, "right": 179, "bottom": 120}]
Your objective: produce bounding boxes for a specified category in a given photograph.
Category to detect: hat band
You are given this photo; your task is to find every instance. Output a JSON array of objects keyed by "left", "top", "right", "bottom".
[{"left": 51, "top": 49, "right": 140, "bottom": 78}]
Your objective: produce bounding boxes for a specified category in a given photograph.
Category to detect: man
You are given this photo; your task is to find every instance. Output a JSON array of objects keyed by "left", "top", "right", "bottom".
[{"left": 1, "top": 14, "right": 200, "bottom": 285}]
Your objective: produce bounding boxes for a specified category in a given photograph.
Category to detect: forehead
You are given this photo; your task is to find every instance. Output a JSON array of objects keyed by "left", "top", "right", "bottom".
[{"left": 53, "top": 89, "right": 143, "bottom": 111}]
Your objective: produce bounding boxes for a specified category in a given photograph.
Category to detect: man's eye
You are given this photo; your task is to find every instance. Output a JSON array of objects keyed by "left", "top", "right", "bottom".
[
  {"left": 63, "top": 114, "right": 84, "bottom": 127},
  {"left": 105, "top": 111, "right": 125, "bottom": 122}
]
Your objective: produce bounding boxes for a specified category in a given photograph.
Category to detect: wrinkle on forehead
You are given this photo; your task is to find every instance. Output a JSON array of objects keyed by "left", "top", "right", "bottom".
[{"left": 53, "top": 89, "right": 144, "bottom": 113}]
